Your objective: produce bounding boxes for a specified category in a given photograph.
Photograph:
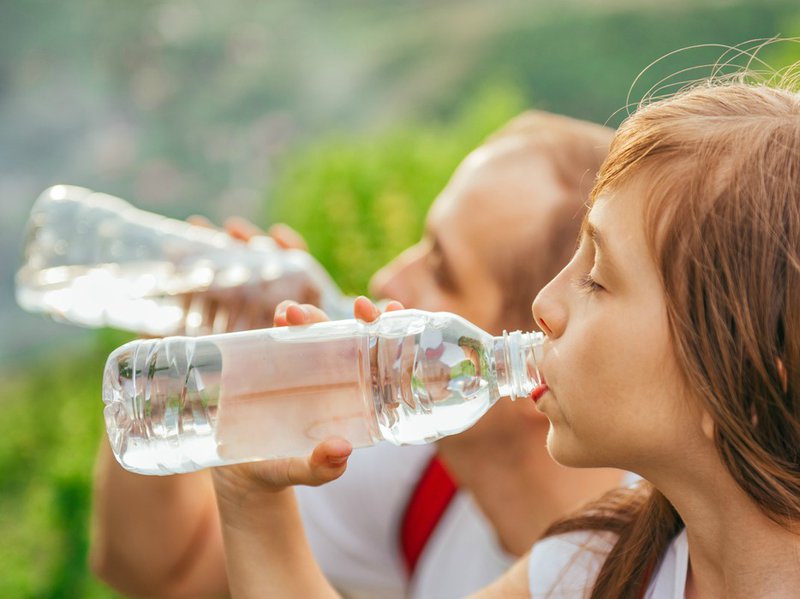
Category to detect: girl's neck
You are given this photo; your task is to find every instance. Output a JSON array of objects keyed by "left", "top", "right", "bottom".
[{"left": 652, "top": 461, "right": 800, "bottom": 598}]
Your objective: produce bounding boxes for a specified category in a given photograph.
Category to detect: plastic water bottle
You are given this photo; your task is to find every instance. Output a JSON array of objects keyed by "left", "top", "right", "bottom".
[
  {"left": 103, "top": 309, "right": 543, "bottom": 475},
  {"left": 16, "top": 185, "right": 351, "bottom": 336}
]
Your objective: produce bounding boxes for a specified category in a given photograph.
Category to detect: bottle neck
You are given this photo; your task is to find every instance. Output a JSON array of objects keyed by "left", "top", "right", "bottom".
[{"left": 492, "top": 330, "right": 545, "bottom": 400}]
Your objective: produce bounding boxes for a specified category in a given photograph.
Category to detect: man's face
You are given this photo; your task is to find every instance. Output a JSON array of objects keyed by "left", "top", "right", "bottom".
[{"left": 369, "top": 138, "right": 570, "bottom": 336}]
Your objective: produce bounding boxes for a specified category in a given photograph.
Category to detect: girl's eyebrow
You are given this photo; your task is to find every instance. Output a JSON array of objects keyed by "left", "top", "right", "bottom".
[{"left": 586, "top": 221, "right": 604, "bottom": 251}]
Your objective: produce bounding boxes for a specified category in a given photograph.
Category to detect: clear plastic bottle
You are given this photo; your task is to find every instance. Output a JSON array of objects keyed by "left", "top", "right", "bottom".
[
  {"left": 103, "top": 309, "right": 543, "bottom": 475},
  {"left": 16, "top": 185, "right": 351, "bottom": 336}
]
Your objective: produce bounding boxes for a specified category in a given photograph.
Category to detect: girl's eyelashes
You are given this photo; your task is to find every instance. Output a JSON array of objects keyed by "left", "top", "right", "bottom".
[{"left": 576, "top": 272, "right": 604, "bottom": 294}]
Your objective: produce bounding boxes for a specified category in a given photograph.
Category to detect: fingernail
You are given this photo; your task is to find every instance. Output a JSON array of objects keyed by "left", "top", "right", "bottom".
[{"left": 328, "top": 455, "right": 349, "bottom": 465}]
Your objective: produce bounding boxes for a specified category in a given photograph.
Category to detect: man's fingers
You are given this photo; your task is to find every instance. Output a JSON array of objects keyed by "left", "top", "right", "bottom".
[
  {"left": 384, "top": 300, "right": 405, "bottom": 312},
  {"left": 188, "top": 214, "right": 216, "bottom": 229},
  {"left": 224, "top": 216, "right": 265, "bottom": 243},
  {"left": 268, "top": 223, "right": 309, "bottom": 251}
]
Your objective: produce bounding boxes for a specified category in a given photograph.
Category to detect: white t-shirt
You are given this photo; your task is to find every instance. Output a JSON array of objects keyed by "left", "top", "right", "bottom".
[
  {"left": 527, "top": 528, "right": 689, "bottom": 599},
  {"left": 295, "top": 442, "right": 516, "bottom": 599}
]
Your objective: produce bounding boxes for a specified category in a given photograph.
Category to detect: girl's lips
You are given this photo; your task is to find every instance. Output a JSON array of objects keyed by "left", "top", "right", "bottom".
[{"left": 531, "top": 383, "right": 549, "bottom": 403}]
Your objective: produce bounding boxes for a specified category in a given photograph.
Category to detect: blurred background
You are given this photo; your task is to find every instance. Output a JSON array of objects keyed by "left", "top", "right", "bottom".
[{"left": 1, "top": 1, "right": 799, "bottom": 596}]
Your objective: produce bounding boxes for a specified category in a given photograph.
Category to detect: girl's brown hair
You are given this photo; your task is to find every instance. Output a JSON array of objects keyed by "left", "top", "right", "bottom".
[{"left": 544, "top": 77, "right": 800, "bottom": 597}]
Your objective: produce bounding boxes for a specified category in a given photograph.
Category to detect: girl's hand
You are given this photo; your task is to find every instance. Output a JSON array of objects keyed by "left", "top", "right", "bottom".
[
  {"left": 211, "top": 296, "right": 406, "bottom": 505},
  {"left": 352, "top": 295, "right": 405, "bottom": 322}
]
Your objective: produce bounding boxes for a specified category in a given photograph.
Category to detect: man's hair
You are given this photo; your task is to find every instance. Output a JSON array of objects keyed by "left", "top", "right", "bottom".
[{"left": 485, "top": 111, "right": 614, "bottom": 331}]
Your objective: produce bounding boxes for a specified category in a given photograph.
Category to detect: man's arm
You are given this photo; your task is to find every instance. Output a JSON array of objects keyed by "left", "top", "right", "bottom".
[{"left": 90, "top": 441, "right": 229, "bottom": 598}]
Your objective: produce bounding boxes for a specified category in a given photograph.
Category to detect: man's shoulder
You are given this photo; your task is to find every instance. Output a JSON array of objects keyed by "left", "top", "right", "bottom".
[
  {"left": 294, "top": 443, "right": 439, "bottom": 598},
  {"left": 295, "top": 442, "right": 437, "bottom": 525}
]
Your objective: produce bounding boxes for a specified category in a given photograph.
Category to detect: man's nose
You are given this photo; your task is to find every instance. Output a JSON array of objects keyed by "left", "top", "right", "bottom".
[
  {"left": 368, "top": 265, "right": 394, "bottom": 300},
  {"left": 368, "top": 245, "right": 421, "bottom": 301}
]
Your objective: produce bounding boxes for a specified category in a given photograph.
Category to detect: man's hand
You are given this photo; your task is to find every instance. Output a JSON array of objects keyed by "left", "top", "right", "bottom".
[{"left": 179, "top": 216, "right": 317, "bottom": 334}]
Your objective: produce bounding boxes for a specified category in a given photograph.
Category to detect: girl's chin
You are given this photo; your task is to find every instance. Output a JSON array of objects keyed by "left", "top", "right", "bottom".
[{"left": 545, "top": 433, "right": 598, "bottom": 469}]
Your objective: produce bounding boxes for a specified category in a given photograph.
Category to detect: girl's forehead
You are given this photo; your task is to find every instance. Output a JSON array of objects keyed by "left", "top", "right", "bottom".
[
  {"left": 588, "top": 188, "right": 655, "bottom": 262},
  {"left": 585, "top": 193, "right": 618, "bottom": 233}
]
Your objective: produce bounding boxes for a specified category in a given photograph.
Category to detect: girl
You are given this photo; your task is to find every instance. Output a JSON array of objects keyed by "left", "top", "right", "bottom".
[{"left": 211, "top": 75, "right": 800, "bottom": 598}]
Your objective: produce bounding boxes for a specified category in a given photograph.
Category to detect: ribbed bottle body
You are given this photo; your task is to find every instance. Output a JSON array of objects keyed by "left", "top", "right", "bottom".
[
  {"left": 104, "top": 321, "right": 380, "bottom": 474},
  {"left": 370, "top": 311, "right": 501, "bottom": 445}
]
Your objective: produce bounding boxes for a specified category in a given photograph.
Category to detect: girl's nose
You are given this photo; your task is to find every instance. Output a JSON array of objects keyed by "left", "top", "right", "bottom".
[{"left": 531, "top": 274, "right": 568, "bottom": 339}]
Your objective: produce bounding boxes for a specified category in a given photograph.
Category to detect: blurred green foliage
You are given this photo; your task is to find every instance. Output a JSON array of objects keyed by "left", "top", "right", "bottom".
[
  {"left": 0, "top": 329, "right": 132, "bottom": 598},
  {"left": 270, "top": 83, "right": 525, "bottom": 293},
  {"left": 2, "top": 3, "right": 800, "bottom": 598}
]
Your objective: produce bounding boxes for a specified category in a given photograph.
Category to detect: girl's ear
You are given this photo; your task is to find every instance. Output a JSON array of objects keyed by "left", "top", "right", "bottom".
[
  {"left": 777, "top": 358, "right": 788, "bottom": 394},
  {"left": 701, "top": 410, "right": 715, "bottom": 441}
]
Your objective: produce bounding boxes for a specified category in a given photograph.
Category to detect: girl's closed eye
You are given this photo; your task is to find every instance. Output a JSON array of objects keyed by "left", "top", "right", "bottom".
[{"left": 576, "top": 272, "right": 604, "bottom": 294}]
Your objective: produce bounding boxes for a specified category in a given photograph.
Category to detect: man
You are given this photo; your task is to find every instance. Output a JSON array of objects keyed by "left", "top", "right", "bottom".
[{"left": 90, "top": 111, "right": 622, "bottom": 598}]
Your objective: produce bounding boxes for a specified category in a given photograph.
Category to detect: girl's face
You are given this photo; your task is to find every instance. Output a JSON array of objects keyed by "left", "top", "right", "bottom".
[{"left": 531, "top": 183, "right": 707, "bottom": 475}]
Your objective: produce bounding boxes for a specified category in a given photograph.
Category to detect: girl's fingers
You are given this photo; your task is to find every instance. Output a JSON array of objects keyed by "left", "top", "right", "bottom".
[
  {"left": 354, "top": 296, "right": 404, "bottom": 321},
  {"left": 384, "top": 300, "right": 405, "bottom": 312},
  {"left": 273, "top": 300, "right": 297, "bottom": 327},
  {"left": 274, "top": 301, "right": 330, "bottom": 327},
  {"left": 215, "top": 437, "right": 351, "bottom": 496},
  {"left": 245, "top": 438, "right": 352, "bottom": 489},
  {"left": 285, "top": 303, "right": 310, "bottom": 325},
  {"left": 305, "top": 438, "right": 352, "bottom": 485},
  {"left": 299, "top": 304, "right": 330, "bottom": 323},
  {"left": 285, "top": 304, "right": 329, "bottom": 325},
  {"left": 353, "top": 296, "right": 381, "bottom": 322}
]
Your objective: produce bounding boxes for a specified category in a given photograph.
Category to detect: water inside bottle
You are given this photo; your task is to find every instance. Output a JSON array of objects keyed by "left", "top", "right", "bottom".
[
  {"left": 105, "top": 324, "right": 382, "bottom": 473},
  {"left": 213, "top": 329, "right": 379, "bottom": 460},
  {"left": 18, "top": 261, "right": 190, "bottom": 334},
  {"left": 105, "top": 312, "right": 502, "bottom": 474},
  {"left": 18, "top": 259, "right": 323, "bottom": 336},
  {"left": 208, "top": 317, "right": 499, "bottom": 461},
  {"left": 104, "top": 336, "right": 225, "bottom": 473},
  {"left": 373, "top": 322, "right": 497, "bottom": 445}
]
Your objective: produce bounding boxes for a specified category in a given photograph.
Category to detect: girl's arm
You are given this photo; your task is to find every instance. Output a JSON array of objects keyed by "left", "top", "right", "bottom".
[
  {"left": 470, "top": 554, "right": 532, "bottom": 599},
  {"left": 211, "top": 440, "right": 351, "bottom": 599}
]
